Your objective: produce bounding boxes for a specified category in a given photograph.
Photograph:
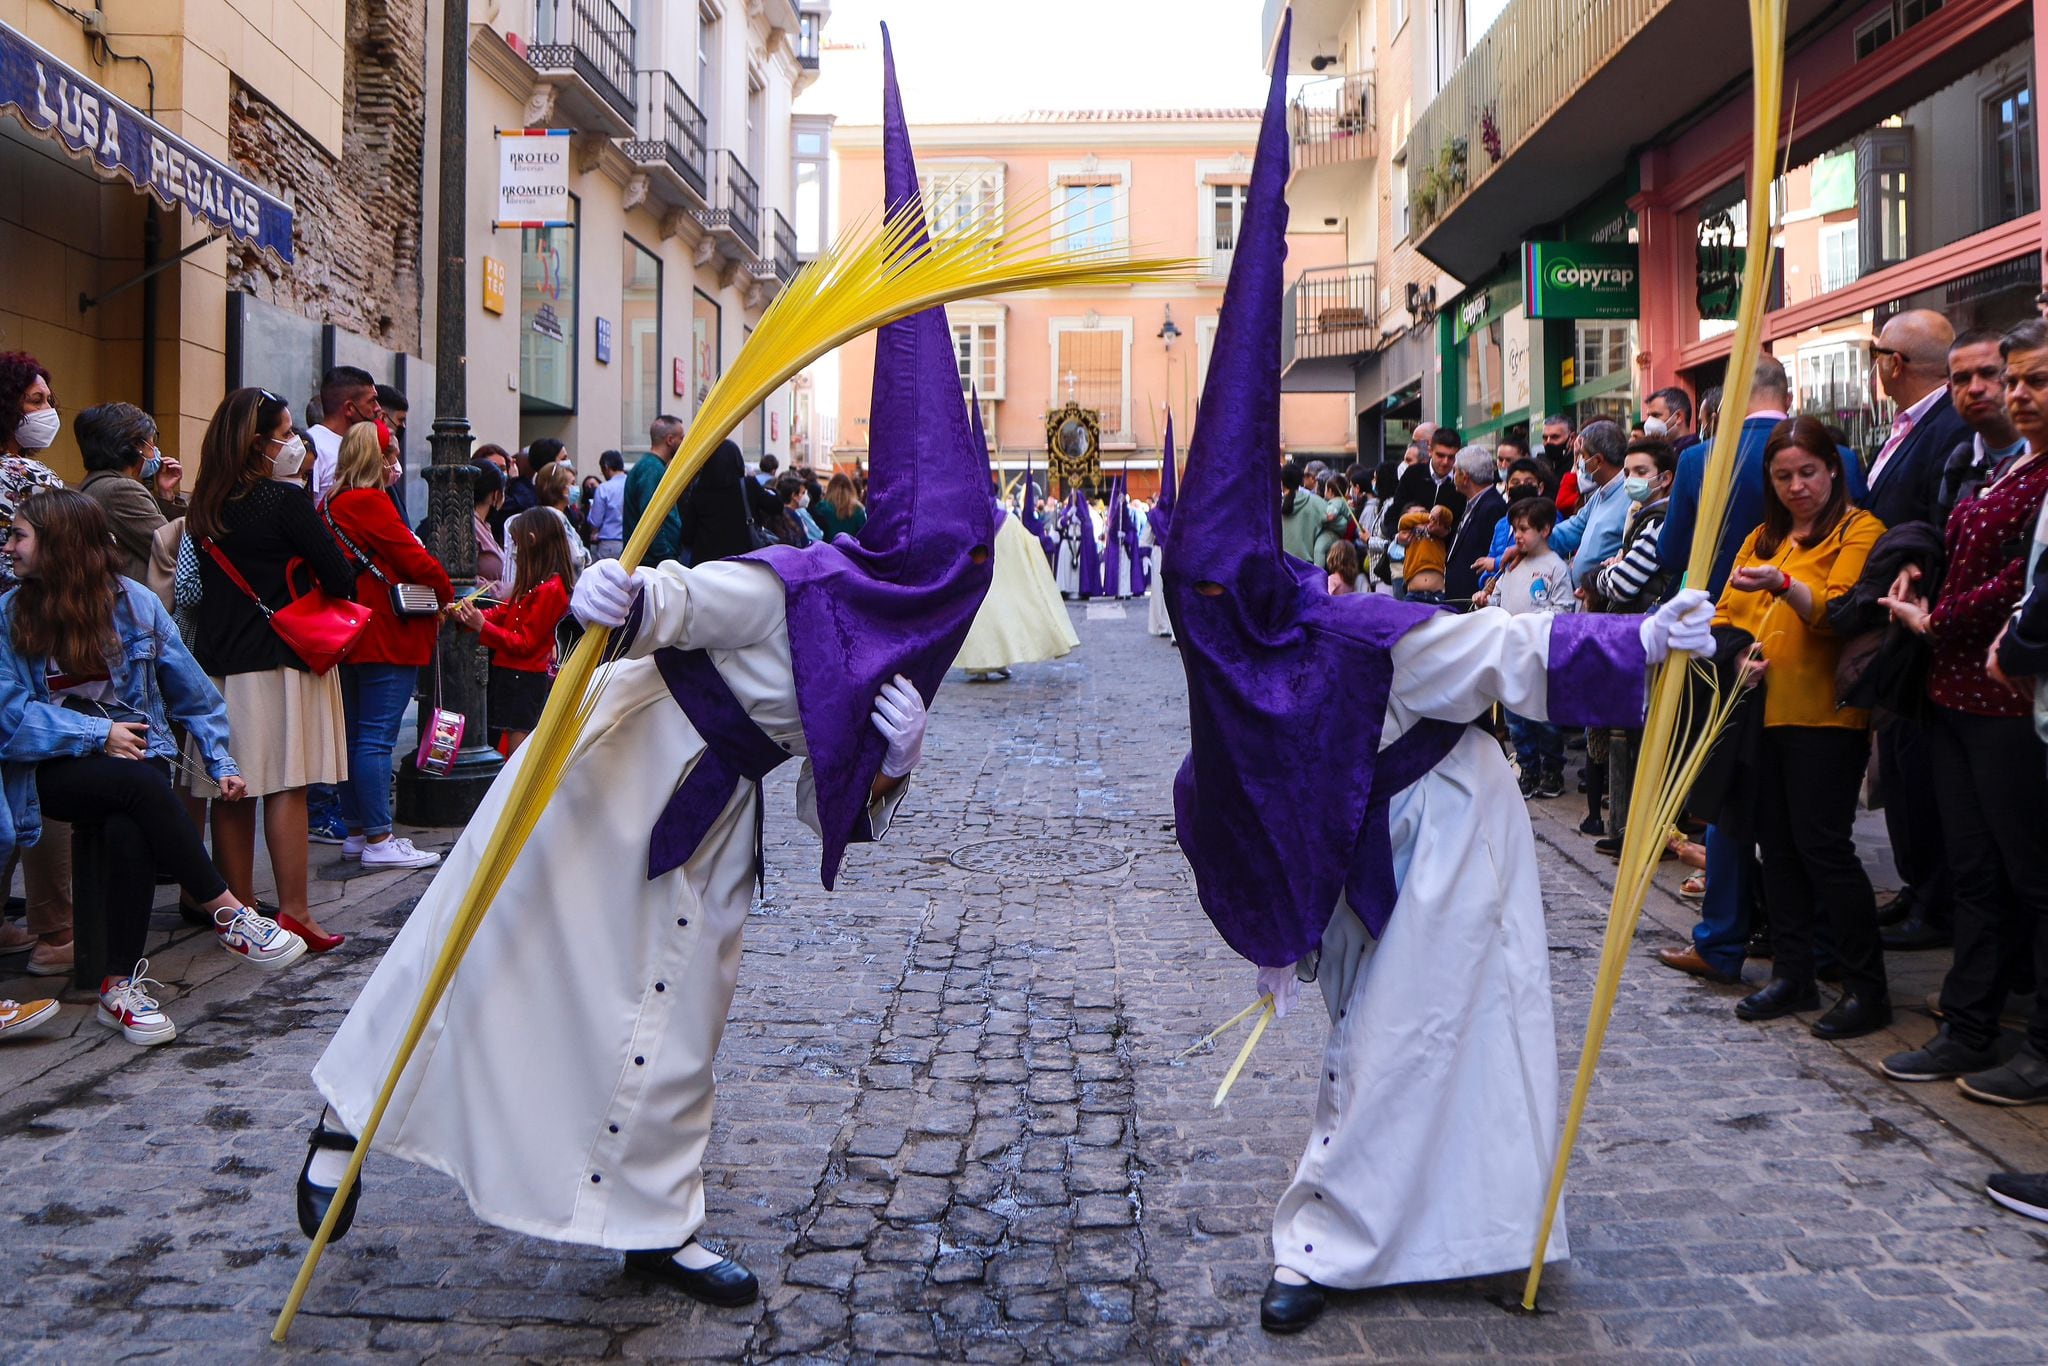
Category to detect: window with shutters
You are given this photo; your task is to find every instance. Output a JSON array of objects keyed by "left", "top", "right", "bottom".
[
  {"left": 1050, "top": 317, "right": 1133, "bottom": 444},
  {"left": 919, "top": 163, "right": 1005, "bottom": 238},
  {"left": 950, "top": 311, "right": 1004, "bottom": 400}
]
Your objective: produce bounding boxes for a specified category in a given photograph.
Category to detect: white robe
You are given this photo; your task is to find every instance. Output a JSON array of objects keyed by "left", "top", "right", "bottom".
[
  {"left": 1147, "top": 538, "right": 1173, "bottom": 639},
  {"left": 1055, "top": 515, "right": 1083, "bottom": 597},
  {"left": 1273, "top": 608, "right": 1578, "bottom": 1290},
  {"left": 313, "top": 559, "right": 902, "bottom": 1251},
  {"left": 955, "top": 512, "right": 1079, "bottom": 672}
]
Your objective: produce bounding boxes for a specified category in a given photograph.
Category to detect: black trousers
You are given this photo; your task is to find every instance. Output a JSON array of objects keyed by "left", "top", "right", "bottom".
[
  {"left": 1929, "top": 707, "right": 2048, "bottom": 1055},
  {"left": 35, "top": 755, "right": 228, "bottom": 972},
  {"left": 1755, "top": 726, "right": 1884, "bottom": 1001},
  {"left": 1877, "top": 722, "right": 1949, "bottom": 922}
]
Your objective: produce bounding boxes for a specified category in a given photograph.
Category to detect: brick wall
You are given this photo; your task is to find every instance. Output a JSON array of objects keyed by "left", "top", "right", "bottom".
[{"left": 225, "top": 0, "right": 427, "bottom": 354}]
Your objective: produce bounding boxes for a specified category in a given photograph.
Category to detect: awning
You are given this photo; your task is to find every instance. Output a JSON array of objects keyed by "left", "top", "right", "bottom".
[{"left": 0, "top": 21, "right": 293, "bottom": 262}]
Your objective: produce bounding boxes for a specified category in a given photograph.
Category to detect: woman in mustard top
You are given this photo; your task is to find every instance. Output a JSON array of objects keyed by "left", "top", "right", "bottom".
[{"left": 1717, "top": 416, "right": 1888, "bottom": 1038}]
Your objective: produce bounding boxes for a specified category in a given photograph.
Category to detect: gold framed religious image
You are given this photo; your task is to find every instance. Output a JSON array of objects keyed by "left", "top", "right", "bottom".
[{"left": 1046, "top": 400, "right": 1102, "bottom": 489}]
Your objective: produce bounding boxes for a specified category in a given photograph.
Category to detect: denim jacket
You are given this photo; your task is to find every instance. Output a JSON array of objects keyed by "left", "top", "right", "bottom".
[{"left": 0, "top": 578, "right": 237, "bottom": 852}]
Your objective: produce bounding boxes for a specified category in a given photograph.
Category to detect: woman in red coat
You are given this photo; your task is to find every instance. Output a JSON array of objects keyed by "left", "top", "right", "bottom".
[{"left": 323, "top": 422, "right": 453, "bottom": 893}]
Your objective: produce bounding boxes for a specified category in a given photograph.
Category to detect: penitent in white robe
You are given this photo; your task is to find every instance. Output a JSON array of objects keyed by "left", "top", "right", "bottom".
[
  {"left": 1272, "top": 608, "right": 1584, "bottom": 1290},
  {"left": 313, "top": 559, "right": 902, "bottom": 1252},
  {"left": 955, "top": 512, "right": 1079, "bottom": 672},
  {"left": 1055, "top": 518, "right": 1083, "bottom": 597},
  {"left": 1147, "top": 539, "right": 1173, "bottom": 639}
]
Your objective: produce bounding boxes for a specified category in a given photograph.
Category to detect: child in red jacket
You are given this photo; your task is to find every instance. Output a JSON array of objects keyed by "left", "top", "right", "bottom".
[{"left": 453, "top": 507, "right": 578, "bottom": 755}]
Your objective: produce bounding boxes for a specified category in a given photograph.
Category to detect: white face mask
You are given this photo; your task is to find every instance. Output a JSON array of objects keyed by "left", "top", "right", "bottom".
[
  {"left": 269, "top": 434, "right": 307, "bottom": 480},
  {"left": 14, "top": 407, "right": 59, "bottom": 451}
]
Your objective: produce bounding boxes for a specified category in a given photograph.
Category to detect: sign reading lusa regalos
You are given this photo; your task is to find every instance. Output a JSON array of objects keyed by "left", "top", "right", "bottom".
[
  {"left": 496, "top": 130, "right": 573, "bottom": 228},
  {"left": 0, "top": 21, "right": 294, "bottom": 260},
  {"left": 1522, "top": 241, "right": 1640, "bottom": 320}
]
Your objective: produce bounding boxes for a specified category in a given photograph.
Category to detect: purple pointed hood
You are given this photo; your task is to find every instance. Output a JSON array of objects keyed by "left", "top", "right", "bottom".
[
  {"left": 1163, "top": 12, "right": 1441, "bottom": 967},
  {"left": 742, "top": 26, "right": 994, "bottom": 888},
  {"left": 1147, "top": 414, "right": 1176, "bottom": 543}
]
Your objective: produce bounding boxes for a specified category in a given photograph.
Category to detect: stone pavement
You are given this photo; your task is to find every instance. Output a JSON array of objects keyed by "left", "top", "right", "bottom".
[{"left": 3, "top": 603, "right": 2046, "bottom": 1363}]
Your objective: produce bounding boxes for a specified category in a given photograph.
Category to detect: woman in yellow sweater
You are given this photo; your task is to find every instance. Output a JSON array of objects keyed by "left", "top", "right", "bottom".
[{"left": 1717, "top": 416, "right": 1887, "bottom": 1039}]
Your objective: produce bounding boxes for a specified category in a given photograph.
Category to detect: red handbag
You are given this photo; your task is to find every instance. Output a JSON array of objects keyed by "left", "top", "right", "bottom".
[{"left": 199, "top": 538, "right": 372, "bottom": 675}]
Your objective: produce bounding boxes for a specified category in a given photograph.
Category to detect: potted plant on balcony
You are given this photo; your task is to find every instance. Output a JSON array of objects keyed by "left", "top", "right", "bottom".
[
  {"left": 1439, "top": 137, "right": 1468, "bottom": 197},
  {"left": 1412, "top": 166, "right": 1441, "bottom": 229}
]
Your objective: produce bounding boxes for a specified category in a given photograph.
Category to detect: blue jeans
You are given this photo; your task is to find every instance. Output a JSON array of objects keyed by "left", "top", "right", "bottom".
[
  {"left": 339, "top": 662, "right": 417, "bottom": 838},
  {"left": 1692, "top": 819, "right": 1759, "bottom": 977},
  {"left": 1506, "top": 711, "right": 1562, "bottom": 773}
]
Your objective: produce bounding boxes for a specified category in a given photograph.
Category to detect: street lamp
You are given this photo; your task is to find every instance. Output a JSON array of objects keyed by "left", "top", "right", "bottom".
[{"left": 396, "top": 0, "right": 503, "bottom": 825}]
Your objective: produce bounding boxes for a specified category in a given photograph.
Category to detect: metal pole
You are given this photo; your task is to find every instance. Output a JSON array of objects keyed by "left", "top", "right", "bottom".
[{"left": 397, "top": 0, "right": 502, "bottom": 825}]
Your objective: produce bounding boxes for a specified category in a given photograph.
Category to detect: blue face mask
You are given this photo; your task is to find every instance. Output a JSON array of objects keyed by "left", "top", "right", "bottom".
[{"left": 139, "top": 450, "right": 162, "bottom": 481}]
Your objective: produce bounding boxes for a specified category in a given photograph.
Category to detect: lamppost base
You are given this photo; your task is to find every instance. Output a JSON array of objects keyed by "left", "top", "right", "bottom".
[{"left": 395, "top": 749, "right": 502, "bottom": 828}]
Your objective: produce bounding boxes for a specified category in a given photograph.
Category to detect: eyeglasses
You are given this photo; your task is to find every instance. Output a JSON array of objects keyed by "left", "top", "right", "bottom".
[{"left": 1870, "top": 343, "right": 1902, "bottom": 360}]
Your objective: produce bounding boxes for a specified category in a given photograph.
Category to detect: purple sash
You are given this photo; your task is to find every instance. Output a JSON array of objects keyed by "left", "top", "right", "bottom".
[
  {"left": 647, "top": 647, "right": 795, "bottom": 881},
  {"left": 1343, "top": 718, "right": 1466, "bottom": 938}
]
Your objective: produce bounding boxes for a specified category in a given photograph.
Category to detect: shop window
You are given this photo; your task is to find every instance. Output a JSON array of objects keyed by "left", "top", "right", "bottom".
[
  {"left": 690, "top": 287, "right": 720, "bottom": 417},
  {"left": 1985, "top": 82, "right": 2037, "bottom": 224},
  {"left": 520, "top": 205, "right": 579, "bottom": 414},
  {"left": 920, "top": 163, "right": 1005, "bottom": 238},
  {"left": 621, "top": 237, "right": 661, "bottom": 458},
  {"left": 1462, "top": 317, "right": 1504, "bottom": 426}
]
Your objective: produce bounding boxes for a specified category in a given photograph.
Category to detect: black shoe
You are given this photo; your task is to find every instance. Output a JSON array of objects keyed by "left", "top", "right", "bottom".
[
  {"left": 1811, "top": 992, "right": 1892, "bottom": 1040},
  {"left": 1577, "top": 814, "right": 1605, "bottom": 836},
  {"left": 1956, "top": 1049, "right": 2048, "bottom": 1107},
  {"left": 623, "top": 1244, "right": 760, "bottom": 1307},
  {"left": 1735, "top": 977, "right": 1819, "bottom": 1021},
  {"left": 1874, "top": 889, "right": 1915, "bottom": 929},
  {"left": 1881, "top": 1027, "right": 2001, "bottom": 1082},
  {"left": 1593, "top": 835, "right": 1623, "bottom": 858},
  {"left": 1535, "top": 769, "right": 1565, "bottom": 800},
  {"left": 1746, "top": 932, "right": 1774, "bottom": 960},
  {"left": 1518, "top": 769, "right": 1540, "bottom": 799},
  {"left": 296, "top": 1112, "right": 361, "bottom": 1242},
  {"left": 1986, "top": 1171, "right": 2048, "bottom": 1224},
  {"left": 1259, "top": 1275, "right": 1327, "bottom": 1334},
  {"left": 1882, "top": 914, "right": 1951, "bottom": 951}
]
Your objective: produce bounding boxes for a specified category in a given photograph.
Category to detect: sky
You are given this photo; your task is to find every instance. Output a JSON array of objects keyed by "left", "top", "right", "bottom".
[{"left": 796, "top": 0, "right": 1277, "bottom": 125}]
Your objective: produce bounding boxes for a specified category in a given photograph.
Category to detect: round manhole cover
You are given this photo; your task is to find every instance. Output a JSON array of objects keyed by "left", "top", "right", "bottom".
[{"left": 949, "top": 837, "right": 1129, "bottom": 878}]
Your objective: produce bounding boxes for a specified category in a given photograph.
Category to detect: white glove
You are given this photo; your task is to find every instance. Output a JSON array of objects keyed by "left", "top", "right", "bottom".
[
  {"left": 571, "top": 559, "right": 643, "bottom": 629},
  {"left": 1640, "top": 588, "right": 1715, "bottom": 664},
  {"left": 1255, "top": 963, "right": 1300, "bottom": 1020},
  {"left": 870, "top": 674, "right": 927, "bottom": 778}
]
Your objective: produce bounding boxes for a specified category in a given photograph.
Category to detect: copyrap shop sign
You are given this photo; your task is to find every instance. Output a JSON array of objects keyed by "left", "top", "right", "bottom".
[
  {"left": 1523, "top": 241, "right": 1640, "bottom": 320},
  {"left": 0, "top": 21, "right": 294, "bottom": 261}
]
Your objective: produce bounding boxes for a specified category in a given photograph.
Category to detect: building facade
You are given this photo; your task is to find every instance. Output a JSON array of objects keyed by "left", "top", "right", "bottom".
[
  {"left": 829, "top": 109, "right": 1355, "bottom": 498},
  {"left": 0, "top": 0, "right": 830, "bottom": 499},
  {"left": 1395, "top": 0, "right": 2046, "bottom": 449}
]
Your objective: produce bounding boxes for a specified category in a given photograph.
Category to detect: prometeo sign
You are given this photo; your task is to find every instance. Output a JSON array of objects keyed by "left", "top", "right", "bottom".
[{"left": 1522, "top": 241, "right": 1640, "bottom": 320}]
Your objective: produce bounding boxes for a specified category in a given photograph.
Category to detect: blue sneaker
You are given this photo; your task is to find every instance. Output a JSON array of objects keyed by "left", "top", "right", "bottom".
[{"left": 307, "top": 812, "right": 349, "bottom": 845}]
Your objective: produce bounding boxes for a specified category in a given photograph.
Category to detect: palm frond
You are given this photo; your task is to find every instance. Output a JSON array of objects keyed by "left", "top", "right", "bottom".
[
  {"left": 272, "top": 204, "right": 1199, "bottom": 1342},
  {"left": 1522, "top": 0, "right": 1789, "bottom": 1311}
]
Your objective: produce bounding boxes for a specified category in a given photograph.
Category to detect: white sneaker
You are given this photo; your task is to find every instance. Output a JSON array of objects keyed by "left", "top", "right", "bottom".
[
  {"left": 359, "top": 836, "right": 441, "bottom": 870},
  {"left": 0, "top": 997, "right": 60, "bottom": 1041},
  {"left": 213, "top": 906, "right": 307, "bottom": 972},
  {"left": 340, "top": 835, "right": 366, "bottom": 858},
  {"left": 96, "top": 962, "right": 176, "bottom": 1045}
]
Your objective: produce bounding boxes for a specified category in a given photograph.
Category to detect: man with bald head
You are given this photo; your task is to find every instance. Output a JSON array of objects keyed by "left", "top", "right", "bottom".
[{"left": 1863, "top": 308, "right": 1969, "bottom": 531}]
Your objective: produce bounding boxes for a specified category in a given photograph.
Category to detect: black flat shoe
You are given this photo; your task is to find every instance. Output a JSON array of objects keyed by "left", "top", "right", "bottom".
[
  {"left": 1735, "top": 977, "right": 1819, "bottom": 1021},
  {"left": 296, "top": 1113, "right": 361, "bottom": 1241},
  {"left": 1882, "top": 914, "right": 1951, "bottom": 951},
  {"left": 1259, "top": 1275, "right": 1326, "bottom": 1334},
  {"left": 1811, "top": 992, "right": 1892, "bottom": 1040},
  {"left": 1874, "top": 889, "right": 1915, "bottom": 929},
  {"left": 624, "top": 1244, "right": 759, "bottom": 1307}
]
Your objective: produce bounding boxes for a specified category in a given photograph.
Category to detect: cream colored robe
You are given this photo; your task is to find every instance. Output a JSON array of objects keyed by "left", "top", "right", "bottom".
[
  {"left": 955, "top": 512, "right": 1079, "bottom": 672},
  {"left": 313, "top": 559, "right": 902, "bottom": 1251}
]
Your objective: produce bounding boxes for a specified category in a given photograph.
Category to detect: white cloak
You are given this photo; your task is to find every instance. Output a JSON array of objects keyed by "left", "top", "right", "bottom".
[
  {"left": 955, "top": 512, "right": 1079, "bottom": 671},
  {"left": 1147, "top": 539, "right": 1173, "bottom": 638},
  {"left": 313, "top": 559, "right": 901, "bottom": 1251},
  {"left": 1055, "top": 515, "right": 1082, "bottom": 597},
  {"left": 1272, "top": 608, "right": 1577, "bottom": 1290}
]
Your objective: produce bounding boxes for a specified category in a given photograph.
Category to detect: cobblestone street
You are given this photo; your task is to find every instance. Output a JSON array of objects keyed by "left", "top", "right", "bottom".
[{"left": 4, "top": 604, "right": 2047, "bottom": 1363}]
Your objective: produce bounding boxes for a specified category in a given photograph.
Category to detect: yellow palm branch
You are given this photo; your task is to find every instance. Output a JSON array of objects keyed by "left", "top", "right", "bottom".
[
  {"left": 1521, "top": 0, "right": 1789, "bottom": 1310},
  {"left": 271, "top": 204, "right": 1197, "bottom": 1342}
]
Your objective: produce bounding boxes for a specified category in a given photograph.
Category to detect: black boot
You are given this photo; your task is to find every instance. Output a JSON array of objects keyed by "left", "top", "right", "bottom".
[
  {"left": 624, "top": 1243, "right": 760, "bottom": 1307},
  {"left": 1811, "top": 992, "right": 1893, "bottom": 1041},
  {"left": 296, "top": 1111, "right": 362, "bottom": 1241},
  {"left": 1260, "top": 1274, "right": 1327, "bottom": 1334}
]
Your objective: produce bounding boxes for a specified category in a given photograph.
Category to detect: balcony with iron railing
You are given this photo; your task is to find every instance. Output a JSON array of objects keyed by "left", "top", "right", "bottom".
[
  {"left": 1289, "top": 71, "right": 1375, "bottom": 176},
  {"left": 749, "top": 209, "right": 799, "bottom": 289},
  {"left": 1403, "top": 0, "right": 1839, "bottom": 280},
  {"left": 528, "top": 0, "right": 638, "bottom": 136},
  {"left": 698, "top": 150, "right": 761, "bottom": 259},
  {"left": 797, "top": 10, "right": 824, "bottom": 71},
  {"left": 1281, "top": 263, "right": 1378, "bottom": 392},
  {"left": 624, "top": 70, "right": 708, "bottom": 205}
]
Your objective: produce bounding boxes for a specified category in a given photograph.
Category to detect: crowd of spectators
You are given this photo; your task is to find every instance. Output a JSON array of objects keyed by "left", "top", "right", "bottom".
[{"left": 0, "top": 357, "right": 856, "bottom": 1047}]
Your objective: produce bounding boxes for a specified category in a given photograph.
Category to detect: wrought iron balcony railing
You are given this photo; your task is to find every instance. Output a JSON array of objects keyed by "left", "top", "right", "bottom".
[
  {"left": 797, "top": 10, "right": 823, "bottom": 70},
  {"left": 1289, "top": 71, "right": 1375, "bottom": 172},
  {"left": 529, "top": 0, "right": 637, "bottom": 128},
  {"left": 625, "top": 70, "right": 708, "bottom": 200},
  {"left": 701, "top": 150, "right": 761, "bottom": 255},
  {"left": 1282, "top": 263, "right": 1378, "bottom": 368}
]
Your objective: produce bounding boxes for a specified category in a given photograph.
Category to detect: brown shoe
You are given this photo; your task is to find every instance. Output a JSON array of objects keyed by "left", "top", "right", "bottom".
[{"left": 1656, "top": 945, "right": 1741, "bottom": 986}]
